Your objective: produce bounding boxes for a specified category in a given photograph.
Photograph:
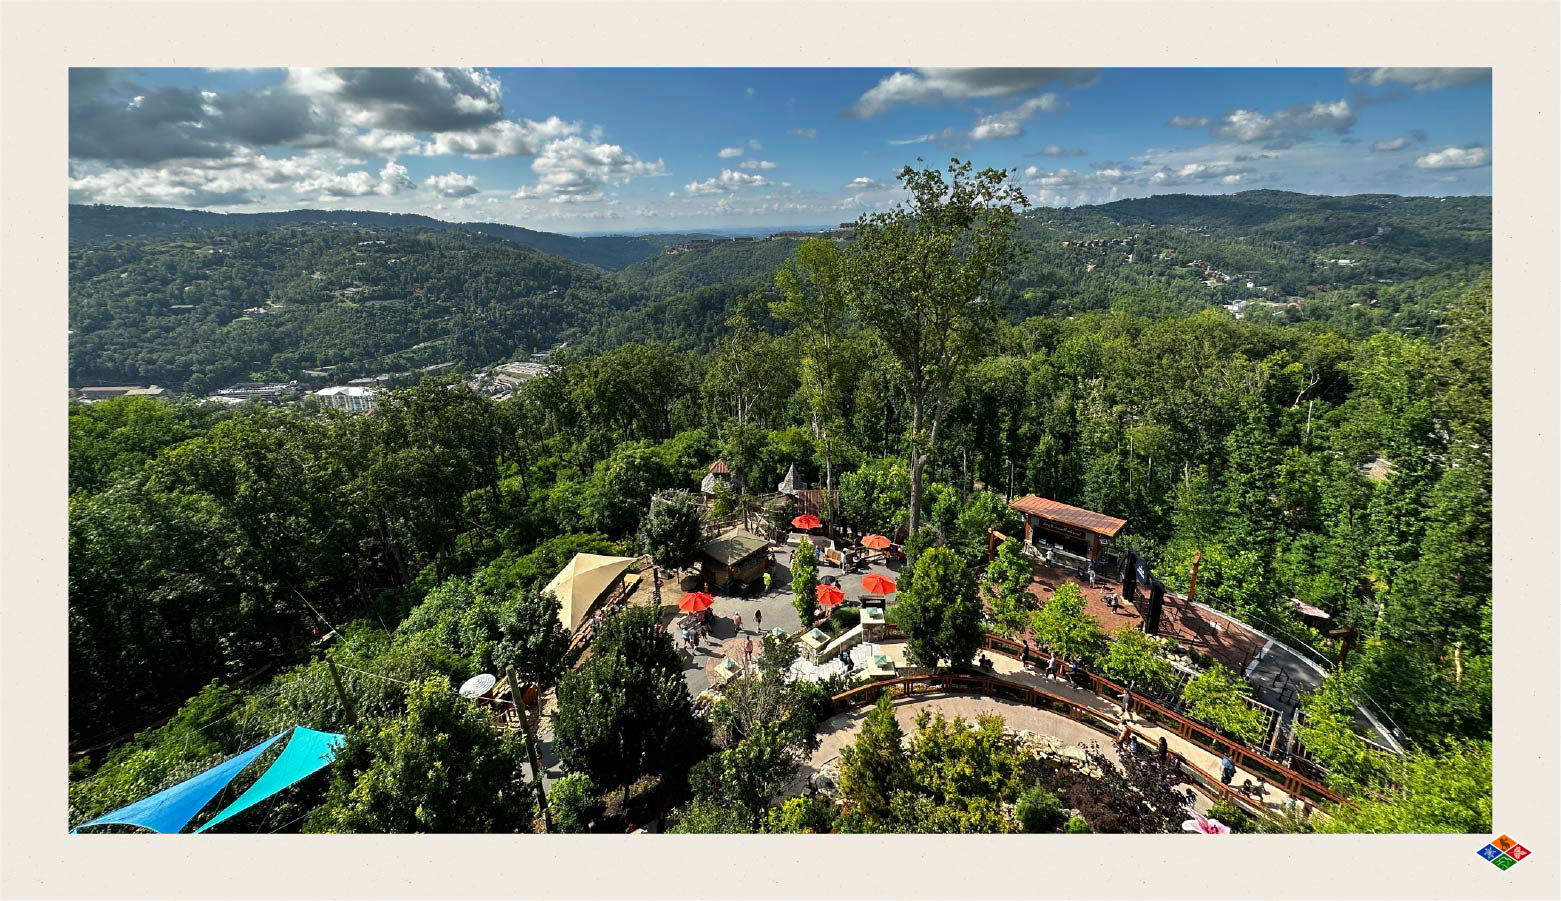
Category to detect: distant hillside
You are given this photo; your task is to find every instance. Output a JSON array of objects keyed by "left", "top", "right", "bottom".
[
  {"left": 615, "top": 237, "right": 809, "bottom": 293},
  {"left": 1088, "top": 190, "right": 1490, "bottom": 254},
  {"left": 69, "top": 225, "right": 649, "bottom": 393},
  {"left": 68, "top": 204, "right": 707, "bottom": 271}
]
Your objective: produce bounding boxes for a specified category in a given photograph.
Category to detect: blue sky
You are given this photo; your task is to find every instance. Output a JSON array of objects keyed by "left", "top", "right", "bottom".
[{"left": 68, "top": 67, "right": 1491, "bottom": 233}]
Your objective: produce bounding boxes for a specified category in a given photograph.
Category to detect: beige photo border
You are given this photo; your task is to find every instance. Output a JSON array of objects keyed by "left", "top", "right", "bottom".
[{"left": 2, "top": 1, "right": 1557, "bottom": 898}]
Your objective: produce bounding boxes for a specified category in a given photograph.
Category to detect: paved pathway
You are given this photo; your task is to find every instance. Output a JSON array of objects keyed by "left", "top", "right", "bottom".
[
  {"left": 795, "top": 692, "right": 1225, "bottom": 815},
  {"left": 666, "top": 540, "right": 903, "bottom": 696}
]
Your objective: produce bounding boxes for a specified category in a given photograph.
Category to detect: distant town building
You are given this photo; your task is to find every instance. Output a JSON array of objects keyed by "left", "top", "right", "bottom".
[
  {"left": 74, "top": 385, "right": 171, "bottom": 402},
  {"left": 211, "top": 381, "right": 299, "bottom": 403},
  {"left": 495, "top": 361, "right": 554, "bottom": 383},
  {"left": 314, "top": 385, "right": 379, "bottom": 413}
]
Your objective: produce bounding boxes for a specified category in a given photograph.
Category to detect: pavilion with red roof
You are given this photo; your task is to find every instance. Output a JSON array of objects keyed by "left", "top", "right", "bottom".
[{"left": 1008, "top": 494, "right": 1127, "bottom": 563}]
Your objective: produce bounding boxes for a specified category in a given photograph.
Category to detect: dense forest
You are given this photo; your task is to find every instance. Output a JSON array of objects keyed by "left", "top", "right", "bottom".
[
  {"left": 68, "top": 173, "right": 1492, "bottom": 834},
  {"left": 68, "top": 203, "right": 706, "bottom": 270}
]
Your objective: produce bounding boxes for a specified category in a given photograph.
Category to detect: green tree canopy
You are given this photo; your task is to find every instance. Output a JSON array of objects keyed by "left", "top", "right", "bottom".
[
  {"left": 894, "top": 546, "right": 983, "bottom": 668},
  {"left": 1180, "top": 664, "right": 1267, "bottom": 745},
  {"left": 306, "top": 676, "right": 535, "bottom": 833},
  {"left": 638, "top": 489, "right": 706, "bottom": 571},
  {"left": 1029, "top": 581, "right": 1105, "bottom": 664},
  {"left": 552, "top": 606, "right": 709, "bottom": 797},
  {"left": 984, "top": 537, "right": 1035, "bottom": 638}
]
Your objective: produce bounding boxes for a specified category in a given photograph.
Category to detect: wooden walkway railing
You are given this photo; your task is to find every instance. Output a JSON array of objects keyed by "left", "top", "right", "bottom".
[
  {"left": 974, "top": 632, "right": 1347, "bottom": 807},
  {"left": 829, "top": 662, "right": 1348, "bottom": 809}
]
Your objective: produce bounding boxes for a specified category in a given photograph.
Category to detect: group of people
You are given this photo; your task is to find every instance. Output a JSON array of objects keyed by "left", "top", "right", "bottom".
[
  {"left": 677, "top": 607, "right": 765, "bottom": 655},
  {"left": 1115, "top": 723, "right": 1172, "bottom": 764},
  {"left": 1023, "top": 641, "right": 1084, "bottom": 687}
]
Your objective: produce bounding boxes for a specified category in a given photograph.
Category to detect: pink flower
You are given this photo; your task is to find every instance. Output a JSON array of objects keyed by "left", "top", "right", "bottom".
[{"left": 1182, "top": 813, "right": 1232, "bottom": 834}]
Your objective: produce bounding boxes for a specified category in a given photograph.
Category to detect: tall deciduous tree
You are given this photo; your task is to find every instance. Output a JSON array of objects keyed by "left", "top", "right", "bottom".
[
  {"left": 895, "top": 546, "right": 983, "bottom": 668},
  {"left": 790, "top": 538, "right": 819, "bottom": 624},
  {"left": 1317, "top": 741, "right": 1491, "bottom": 834},
  {"left": 984, "top": 537, "right": 1035, "bottom": 637},
  {"left": 1097, "top": 627, "right": 1175, "bottom": 694},
  {"left": 638, "top": 489, "right": 706, "bottom": 571},
  {"left": 775, "top": 239, "right": 851, "bottom": 537},
  {"left": 846, "top": 159, "right": 1028, "bottom": 533}
]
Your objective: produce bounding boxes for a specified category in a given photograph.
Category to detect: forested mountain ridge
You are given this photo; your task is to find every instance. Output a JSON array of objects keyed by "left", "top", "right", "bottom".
[
  {"left": 69, "top": 226, "right": 650, "bottom": 393},
  {"left": 70, "top": 191, "right": 1493, "bottom": 392},
  {"left": 69, "top": 204, "right": 710, "bottom": 271}
]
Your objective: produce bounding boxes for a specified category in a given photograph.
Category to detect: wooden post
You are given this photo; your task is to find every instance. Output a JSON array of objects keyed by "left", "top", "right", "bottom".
[
  {"left": 987, "top": 528, "right": 998, "bottom": 562},
  {"left": 326, "top": 658, "right": 359, "bottom": 728},
  {"left": 1186, "top": 549, "right": 1205, "bottom": 604},
  {"left": 1329, "top": 627, "right": 1358, "bottom": 667},
  {"left": 507, "top": 667, "right": 553, "bottom": 833}
]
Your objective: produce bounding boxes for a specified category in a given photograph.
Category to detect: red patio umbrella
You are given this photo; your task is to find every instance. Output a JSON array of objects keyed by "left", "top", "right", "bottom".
[
  {"left": 678, "top": 592, "right": 715, "bottom": 613},
  {"left": 861, "top": 534, "right": 892, "bottom": 550},
  {"left": 792, "top": 514, "right": 823, "bottom": 530},
  {"left": 815, "top": 583, "right": 845, "bottom": 609},
  {"left": 861, "top": 573, "right": 897, "bottom": 595}
]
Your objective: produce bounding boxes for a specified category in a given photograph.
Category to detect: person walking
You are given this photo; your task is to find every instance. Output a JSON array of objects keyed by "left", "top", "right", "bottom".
[
  {"left": 1067, "top": 659, "right": 1079, "bottom": 685},
  {"left": 755, "top": 609, "right": 763, "bottom": 632},
  {"left": 1119, "top": 685, "right": 1132, "bottom": 723},
  {"left": 1045, "top": 653, "right": 1058, "bottom": 680},
  {"left": 1220, "top": 754, "right": 1237, "bottom": 786},
  {"left": 1157, "top": 736, "right": 1169, "bottom": 765},
  {"left": 763, "top": 571, "right": 772, "bottom": 594},
  {"left": 734, "top": 612, "right": 744, "bottom": 634},
  {"left": 744, "top": 636, "right": 754, "bottom": 665}
]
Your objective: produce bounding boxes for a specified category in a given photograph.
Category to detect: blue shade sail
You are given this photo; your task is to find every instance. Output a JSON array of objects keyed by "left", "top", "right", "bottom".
[
  {"left": 72, "top": 731, "right": 287, "bottom": 834},
  {"left": 194, "top": 727, "right": 344, "bottom": 833}
]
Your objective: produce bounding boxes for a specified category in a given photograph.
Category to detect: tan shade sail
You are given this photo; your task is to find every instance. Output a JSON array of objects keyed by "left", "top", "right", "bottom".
[{"left": 544, "top": 553, "right": 637, "bottom": 632}]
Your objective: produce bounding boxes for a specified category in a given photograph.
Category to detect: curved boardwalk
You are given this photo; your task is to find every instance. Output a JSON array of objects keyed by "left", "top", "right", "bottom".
[{"left": 816, "top": 640, "right": 1309, "bottom": 817}]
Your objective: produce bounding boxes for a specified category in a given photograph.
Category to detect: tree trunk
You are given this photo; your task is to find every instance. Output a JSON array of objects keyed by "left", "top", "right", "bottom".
[
  {"left": 823, "top": 434, "right": 835, "bottom": 540},
  {"left": 907, "top": 399, "right": 926, "bottom": 533}
]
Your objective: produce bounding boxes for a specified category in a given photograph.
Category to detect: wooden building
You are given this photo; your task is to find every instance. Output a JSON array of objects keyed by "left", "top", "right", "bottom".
[
  {"left": 1008, "top": 495, "right": 1127, "bottom": 563},
  {"left": 699, "top": 527, "right": 772, "bottom": 591}
]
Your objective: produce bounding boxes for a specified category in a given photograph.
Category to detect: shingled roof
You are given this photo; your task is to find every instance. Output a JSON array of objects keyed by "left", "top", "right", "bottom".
[
  {"left": 1009, "top": 495, "right": 1128, "bottom": 538},
  {"left": 700, "top": 527, "right": 770, "bottom": 566}
]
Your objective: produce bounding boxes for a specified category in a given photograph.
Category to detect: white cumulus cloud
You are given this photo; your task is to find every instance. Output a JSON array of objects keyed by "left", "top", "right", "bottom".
[
  {"left": 969, "top": 94, "right": 1063, "bottom": 140},
  {"left": 849, "top": 67, "right": 1096, "bottom": 117},
  {"left": 1349, "top": 68, "right": 1490, "bottom": 93},
  {"left": 1210, "top": 99, "right": 1356, "bottom": 142},
  {"left": 514, "top": 136, "right": 665, "bottom": 203},
  {"left": 1414, "top": 145, "right": 1491, "bottom": 169},
  {"left": 422, "top": 117, "right": 579, "bottom": 158},
  {"left": 684, "top": 169, "right": 773, "bottom": 194},
  {"left": 740, "top": 159, "right": 777, "bottom": 170},
  {"left": 424, "top": 172, "right": 479, "bottom": 197}
]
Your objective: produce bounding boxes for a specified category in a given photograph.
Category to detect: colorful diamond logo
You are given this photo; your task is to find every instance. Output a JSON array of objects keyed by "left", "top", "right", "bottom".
[
  {"left": 1477, "top": 844, "right": 1503, "bottom": 861},
  {"left": 1507, "top": 844, "right": 1530, "bottom": 862},
  {"left": 1491, "top": 855, "right": 1517, "bottom": 871},
  {"left": 1493, "top": 834, "right": 1517, "bottom": 852}
]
